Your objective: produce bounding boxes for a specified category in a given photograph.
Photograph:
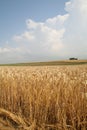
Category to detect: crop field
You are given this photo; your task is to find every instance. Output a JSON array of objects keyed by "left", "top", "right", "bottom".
[{"left": 0, "top": 65, "right": 87, "bottom": 130}]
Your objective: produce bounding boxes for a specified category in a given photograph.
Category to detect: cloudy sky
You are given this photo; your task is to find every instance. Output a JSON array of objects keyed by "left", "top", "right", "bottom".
[{"left": 0, "top": 0, "right": 87, "bottom": 63}]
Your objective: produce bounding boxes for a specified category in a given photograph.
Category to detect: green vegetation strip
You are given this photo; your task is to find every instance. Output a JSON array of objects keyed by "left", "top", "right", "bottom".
[{"left": 0, "top": 60, "right": 87, "bottom": 66}]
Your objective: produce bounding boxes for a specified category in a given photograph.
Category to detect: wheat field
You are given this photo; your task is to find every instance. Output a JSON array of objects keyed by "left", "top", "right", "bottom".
[{"left": 0, "top": 65, "right": 87, "bottom": 130}]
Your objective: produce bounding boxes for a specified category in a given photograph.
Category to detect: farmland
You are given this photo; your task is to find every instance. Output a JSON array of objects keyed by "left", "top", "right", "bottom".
[
  {"left": 0, "top": 65, "right": 87, "bottom": 130},
  {"left": 0, "top": 60, "right": 87, "bottom": 66}
]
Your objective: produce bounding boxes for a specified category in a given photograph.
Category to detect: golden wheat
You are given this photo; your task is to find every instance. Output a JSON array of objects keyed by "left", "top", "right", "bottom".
[{"left": 0, "top": 65, "right": 87, "bottom": 130}]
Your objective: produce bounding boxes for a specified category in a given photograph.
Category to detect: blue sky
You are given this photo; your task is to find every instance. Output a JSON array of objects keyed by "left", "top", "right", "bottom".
[
  {"left": 0, "top": 0, "right": 66, "bottom": 42},
  {"left": 0, "top": 0, "right": 87, "bottom": 63}
]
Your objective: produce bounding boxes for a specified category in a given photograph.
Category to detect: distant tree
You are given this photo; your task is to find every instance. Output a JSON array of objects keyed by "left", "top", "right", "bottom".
[{"left": 69, "top": 58, "right": 78, "bottom": 60}]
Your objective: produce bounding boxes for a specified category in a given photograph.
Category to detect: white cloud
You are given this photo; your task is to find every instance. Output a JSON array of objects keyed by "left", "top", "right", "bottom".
[
  {"left": 65, "top": 1, "right": 73, "bottom": 12},
  {"left": 13, "top": 16, "right": 66, "bottom": 55},
  {"left": 14, "top": 15, "right": 68, "bottom": 56},
  {"left": 0, "top": 47, "right": 22, "bottom": 53},
  {"left": 0, "top": 48, "right": 10, "bottom": 53},
  {"left": 26, "top": 19, "right": 44, "bottom": 29},
  {"left": 13, "top": 31, "right": 35, "bottom": 42},
  {"left": 46, "top": 14, "right": 69, "bottom": 27},
  {"left": 63, "top": 0, "right": 87, "bottom": 58},
  {"left": 65, "top": 0, "right": 87, "bottom": 14},
  {"left": 0, "top": 46, "right": 31, "bottom": 63}
]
